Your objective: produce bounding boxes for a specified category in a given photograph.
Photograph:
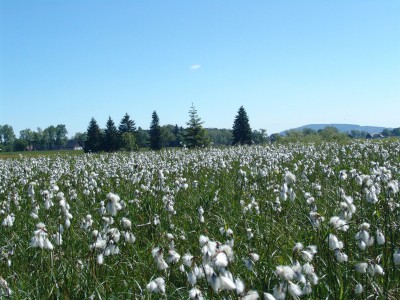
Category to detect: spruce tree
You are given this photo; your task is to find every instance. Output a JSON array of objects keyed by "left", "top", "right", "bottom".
[
  {"left": 84, "top": 118, "right": 102, "bottom": 153},
  {"left": 103, "top": 117, "right": 119, "bottom": 152},
  {"left": 232, "top": 106, "right": 252, "bottom": 145},
  {"left": 184, "top": 104, "right": 210, "bottom": 148},
  {"left": 118, "top": 113, "right": 137, "bottom": 150},
  {"left": 118, "top": 113, "right": 136, "bottom": 133},
  {"left": 149, "top": 111, "right": 162, "bottom": 150}
]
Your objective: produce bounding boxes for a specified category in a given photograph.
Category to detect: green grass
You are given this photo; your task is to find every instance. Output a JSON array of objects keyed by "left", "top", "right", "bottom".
[
  {"left": 0, "top": 141, "right": 399, "bottom": 299},
  {"left": 0, "top": 149, "right": 84, "bottom": 159}
]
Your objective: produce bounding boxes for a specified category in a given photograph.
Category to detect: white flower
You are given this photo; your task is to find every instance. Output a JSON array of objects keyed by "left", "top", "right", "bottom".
[
  {"left": 199, "top": 235, "right": 209, "bottom": 246},
  {"left": 249, "top": 252, "right": 260, "bottom": 262},
  {"left": 263, "top": 292, "right": 276, "bottom": 300},
  {"left": 106, "top": 192, "right": 122, "bottom": 216},
  {"left": 187, "top": 270, "right": 197, "bottom": 286},
  {"left": 287, "top": 281, "right": 302, "bottom": 300},
  {"left": 151, "top": 247, "right": 162, "bottom": 258},
  {"left": 97, "top": 253, "right": 104, "bottom": 265},
  {"left": 235, "top": 277, "right": 245, "bottom": 295},
  {"left": 218, "top": 275, "right": 236, "bottom": 290},
  {"left": 155, "top": 257, "right": 168, "bottom": 270},
  {"left": 124, "top": 231, "right": 136, "bottom": 243},
  {"left": 334, "top": 250, "right": 348, "bottom": 262},
  {"left": 394, "top": 249, "right": 400, "bottom": 265},
  {"left": 241, "top": 290, "right": 260, "bottom": 300},
  {"left": 376, "top": 230, "right": 385, "bottom": 245},
  {"left": 355, "top": 283, "right": 363, "bottom": 295},
  {"left": 189, "top": 287, "right": 203, "bottom": 299},
  {"left": 183, "top": 253, "right": 194, "bottom": 267},
  {"left": 166, "top": 249, "right": 180, "bottom": 264},
  {"left": 215, "top": 252, "right": 229, "bottom": 268},
  {"left": 273, "top": 282, "right": 286, "bottom": 300},
  {"left": 330, "top": 216, "right": 349, "bottom": 231},
  {"left": 328, "top": 234, "right": 343, "bottom": 250},
  {"left": 355, "top": 262, "right": 368, "bottom": 274},
  {"left": 274, "top": 265, "right": 295, "bottom": 281},
  {"left": 293, "top": 242, "right": 304, "bottom": 253},
  {"left": 285, "top": 172, "right": 296, "bottom": 185},
  {"left": 121, "top": 217, "right": 131, "bottom": 229},
  {"left": 2, "top": 214, "right": 15, "bottom": 227},
  {"left": 302, "top": 282, "right": 312, "bottom": 295},
  {"left": 30, "top": 222, "right": 53, "bottom": 250},
  {"left": 147, "top": 277, "right": 165, "bottom": 293}
]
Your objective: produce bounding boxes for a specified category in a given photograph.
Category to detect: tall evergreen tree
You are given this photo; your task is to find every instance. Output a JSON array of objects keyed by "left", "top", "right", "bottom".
[
  {"left": 118, "top": 113, "right": 136, "bottom": 134},
  {"left": 118, "top": 113, "right": 137, "bottom": 150},
  {"left": 149, "top": 111, "right": 162, "bottom": 150},
  {"left": 103, "top": 117, "right": 119, "bottom": 152},
  {"left": 232, "top": 106, "right": 252, "bottom": 145},
  {"left": 184, "top": 104, "right": 210, "bottom": 148},
  {"left": 84, "top": 118, "right": 102, "bottom": 153}
]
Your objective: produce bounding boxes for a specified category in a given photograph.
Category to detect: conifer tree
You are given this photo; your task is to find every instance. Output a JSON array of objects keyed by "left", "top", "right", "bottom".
[
  {"left": 149, "top": 111, "right": 162, "bottom": 150},
  {"left": 118, "top": 113, "right": 136, "bottom": 134},
  {"left": 184, "top": 104, "right": 210, "bottom": 148},
  {"left": 103, "top": 117, "right": 119, "bottom": 152},
  {"left": 232, "top": 106, "right": 252, "bottom": 145},
  {"left": 118, "top": 113, "right": 137, "bottom": 150},
  {"left": 84, "top": 118, "right": 102, "bottom": 153}
]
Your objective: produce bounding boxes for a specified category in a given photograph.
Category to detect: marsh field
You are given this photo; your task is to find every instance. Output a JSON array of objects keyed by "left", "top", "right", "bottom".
[{"left": 1, "top": 141, "right": 400, "bottom": 299}]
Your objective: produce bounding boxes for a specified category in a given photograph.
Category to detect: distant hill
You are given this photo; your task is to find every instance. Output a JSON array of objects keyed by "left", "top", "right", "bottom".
[{"left": 282, "top": 124, "right": 390, "bottom": 135}]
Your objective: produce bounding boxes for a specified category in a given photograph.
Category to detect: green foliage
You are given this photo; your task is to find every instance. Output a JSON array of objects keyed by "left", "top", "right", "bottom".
[
  {"left": 136, "top": 127, "right": 150, "bottom": 148},
  {"left": 118, "top": 113, "right": 136, "bottom": 134},
  {"left": 184, "top": 104, "right": 210, "bottom": 148},
  {"left": 206, "top": 128, "right": 233, "bottom": 146},
  {"left": 73, "top": 132, "right": 87, "bottom": 147},
  {"left": 13, "top": 138, "right": 28, "bottom": 151},
  {"left": 84, "top": 118, "right": 103, "bottom": 153},
  {"left": 149, "top": 111, "right": 162, "bottom": 150},
  {"left": 232, "top": 106, "right": 252, "bottom": 145},
  {"left": 103, "top": 117, "right": 119, "bottom": 152},
  {"left": 1, "top": 141, "right": 400, "bottom": 298},
  {"left": 0, "top": 124, "right": 16, "bottom": 151},
  {"left": 252, "top": 129, "right": 268, "bottom": 145},
  {"left": 280, "top": 126, "right": 350, "bottom": 144},
  {"left": 119, "top": 132, "right": 137, "bottom": 151}
]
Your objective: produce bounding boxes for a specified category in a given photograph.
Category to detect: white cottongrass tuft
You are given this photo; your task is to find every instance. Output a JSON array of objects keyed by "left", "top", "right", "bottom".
[
  {"left": 355, "top": 283, "right": 363, "bottom": 295},
  {"left": 106, "top": 192, "right": 123, "bottom": 216},
  {"left": 189, "top": 287, "right": 203, "bottom": 299},
  {"left": 146, "top": 277, "right": 165, "bottom": 293},
  {"left": 355, "top": 262, "right": 368, "bottom": 274},
  {"left": 394, "top": 249, "right": 400, "bottom": 265}
]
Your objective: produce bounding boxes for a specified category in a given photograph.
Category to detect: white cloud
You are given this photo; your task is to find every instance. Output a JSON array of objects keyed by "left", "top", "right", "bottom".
[{"left": 190, "top": 64, "right": 201, "bottom": 70}]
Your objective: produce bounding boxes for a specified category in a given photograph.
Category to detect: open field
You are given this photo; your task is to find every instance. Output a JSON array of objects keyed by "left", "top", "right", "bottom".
[
  {"left": 0, "top": 150, "right": 84, "bottom": 159},
  {"left": 0, "top": 141, "right": 399, "bottom": 299}
]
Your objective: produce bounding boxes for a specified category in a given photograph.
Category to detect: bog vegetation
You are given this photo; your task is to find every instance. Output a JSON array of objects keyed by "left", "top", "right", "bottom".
[{"left": 1, "top": 140, "right": 400, "bottom": 299}]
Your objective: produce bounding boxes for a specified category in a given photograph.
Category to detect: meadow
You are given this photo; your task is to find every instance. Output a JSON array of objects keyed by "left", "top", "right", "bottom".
[{"left": 0, "top": 141, "right": 399, "bottom": 299}]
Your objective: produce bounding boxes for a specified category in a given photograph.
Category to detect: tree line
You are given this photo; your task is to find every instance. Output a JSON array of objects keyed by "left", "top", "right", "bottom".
[
  {"left": 2, "top": 105, "right": 398, "bottom": 153},
  {"left": 0, "top": 124, "right": 69, "bottom": 152},
  {"left": 0, "top": 105, "right": 261, "bottom": 152},
  {"left": 82, "top": 105, "right": 261, "bottom": 153}
]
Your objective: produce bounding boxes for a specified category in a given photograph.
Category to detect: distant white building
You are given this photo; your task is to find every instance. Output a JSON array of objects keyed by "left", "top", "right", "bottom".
[
  {"left": 366, "top": 133, "right": 384, "bottom": 139},
  {"left": 65, "top": 140, "right": 83, "bottom": 150}
]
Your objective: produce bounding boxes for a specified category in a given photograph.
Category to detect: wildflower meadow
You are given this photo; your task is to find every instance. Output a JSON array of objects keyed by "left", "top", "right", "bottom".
[{"left": 1, "top": 140, "right": 400, "bottom": 299}]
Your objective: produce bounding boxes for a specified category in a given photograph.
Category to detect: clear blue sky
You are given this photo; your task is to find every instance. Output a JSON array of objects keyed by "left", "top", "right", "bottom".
[{"left": 1, "top": 1, "right": 399, "bottom": 137}]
